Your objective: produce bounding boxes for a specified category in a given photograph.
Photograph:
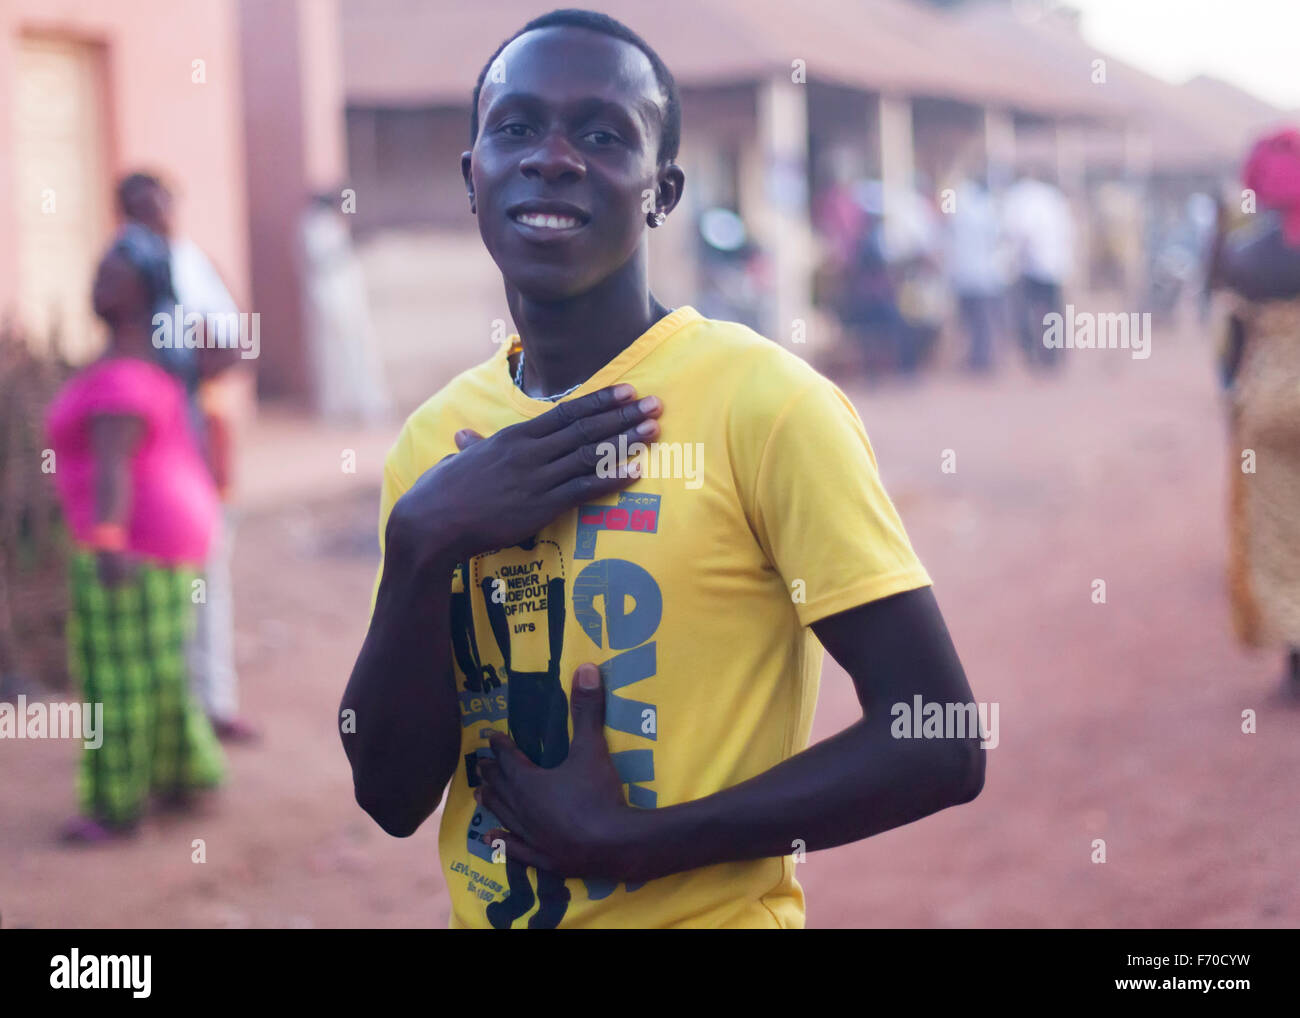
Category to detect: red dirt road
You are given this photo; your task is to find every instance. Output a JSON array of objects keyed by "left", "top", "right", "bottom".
[{"left": 3, "top": 322, "right": 1297, "bottom": 928}]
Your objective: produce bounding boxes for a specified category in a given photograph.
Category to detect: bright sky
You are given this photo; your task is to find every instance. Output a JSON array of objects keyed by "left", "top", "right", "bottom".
[{"left": 1061, "top": 0, "right": 1300, "bottom": 109}]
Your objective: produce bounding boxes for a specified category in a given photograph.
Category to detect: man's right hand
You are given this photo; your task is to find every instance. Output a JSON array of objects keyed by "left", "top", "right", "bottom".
[{"left": 386, "top": 383, "right": 662, "bottom": 569}]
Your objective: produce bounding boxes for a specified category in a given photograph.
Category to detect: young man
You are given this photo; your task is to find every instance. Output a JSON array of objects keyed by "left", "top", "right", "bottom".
[{"left": 341, "top": 9, "right": 983, "bottom": 930}]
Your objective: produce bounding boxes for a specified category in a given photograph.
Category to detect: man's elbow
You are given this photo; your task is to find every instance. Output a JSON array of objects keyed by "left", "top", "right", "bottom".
[
  {"left": 354, "top": 785, "right": 431, "bottom": 839},
  {"left": 946, "top": 736, "right": 986, "bottom": 806}
]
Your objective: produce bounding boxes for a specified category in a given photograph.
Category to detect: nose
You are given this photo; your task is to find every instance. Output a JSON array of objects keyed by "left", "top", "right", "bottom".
[{"left": 519, "top": 129, "right": 585, "bottom": 184}]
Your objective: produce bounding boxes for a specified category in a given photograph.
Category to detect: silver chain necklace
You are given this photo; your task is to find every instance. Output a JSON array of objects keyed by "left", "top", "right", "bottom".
[{"left": 514, "top": 347, "right": 583, "bottom": 402}]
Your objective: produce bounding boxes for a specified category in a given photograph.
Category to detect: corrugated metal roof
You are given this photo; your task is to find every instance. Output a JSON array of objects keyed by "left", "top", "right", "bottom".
[
  {"left": 341, "top": 0, "right": 1124, "bottom": 119},
  {"left": 956, "top": 2, "right": 1288, "bottom": 172}
]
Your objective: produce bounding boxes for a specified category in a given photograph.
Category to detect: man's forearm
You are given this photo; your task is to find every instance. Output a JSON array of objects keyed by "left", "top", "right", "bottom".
[
  {"left": 618, "top": 716, "right": 983, "bottom": 883},
  {"left": 341, "top": 545, "right": 463, "bottom": 837}
]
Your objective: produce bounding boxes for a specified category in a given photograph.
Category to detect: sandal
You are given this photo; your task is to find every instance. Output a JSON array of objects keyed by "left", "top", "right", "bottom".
[{"left": 59, "top": 816, "right": 135, "bottom": 845}]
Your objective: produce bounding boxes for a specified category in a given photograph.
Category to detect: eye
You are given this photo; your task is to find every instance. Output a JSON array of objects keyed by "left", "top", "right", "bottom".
[
  {"left": 584, "top": 129, "right": 620, "bottom": 146},
  {"left": 498, "top": 122, "right": 534, "bottom": 138}
]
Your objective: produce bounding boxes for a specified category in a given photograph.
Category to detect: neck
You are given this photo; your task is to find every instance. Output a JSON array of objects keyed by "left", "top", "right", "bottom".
[
  {"left": 105, "top": 318, "right": 155, "bottom": 360},
  {"left": 507, "top": 252, "right": 669, "bottom": 397}
]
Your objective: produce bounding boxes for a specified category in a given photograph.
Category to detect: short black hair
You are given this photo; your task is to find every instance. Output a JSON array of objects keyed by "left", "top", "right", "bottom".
[
  {"left": 117, "top": 172, "right": 165, "bottom": 216},
  {"left": 469, "top": 8, "right": 681, "bottom": 164}
]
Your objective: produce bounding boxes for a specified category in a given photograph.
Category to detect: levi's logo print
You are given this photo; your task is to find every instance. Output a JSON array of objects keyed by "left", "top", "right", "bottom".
[{"left": 451, "top": 492, "right": 663, "bottom": 928}]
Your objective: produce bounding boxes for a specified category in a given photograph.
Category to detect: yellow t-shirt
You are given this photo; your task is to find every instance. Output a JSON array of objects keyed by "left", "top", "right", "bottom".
[{"left": 372, "top": 305, "right": 931, "bottom": 928}]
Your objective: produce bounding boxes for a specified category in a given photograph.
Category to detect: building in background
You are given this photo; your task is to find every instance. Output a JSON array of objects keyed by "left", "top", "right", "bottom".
[
  {"left": 4, "top": 0, "right": 1292, "bottom": 408},
  {"left": 238, "top": 0, "right": 347, "bottom": 402},
  {"left": 338, "top": 0, "right": 1126, "bottom": 390},
  {"left": 0, "top": 0, "right": 347, "bottom": 405},
  {"left": 0, "top": 0, "right": 250, "bottom": 364}
]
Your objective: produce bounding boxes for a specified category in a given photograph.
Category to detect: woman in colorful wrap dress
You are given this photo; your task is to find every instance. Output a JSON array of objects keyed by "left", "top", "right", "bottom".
[
  {"left": 46, "top": 225, "right": 226, "bottom": 841},
  {"left": 1213, "top": 129, "right": 1300, "bottom": 697}
]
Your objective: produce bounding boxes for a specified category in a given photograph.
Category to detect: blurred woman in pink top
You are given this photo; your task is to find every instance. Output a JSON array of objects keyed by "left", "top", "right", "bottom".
[{"left": 45, "top": 225, "right": 225, "bottom": 843}]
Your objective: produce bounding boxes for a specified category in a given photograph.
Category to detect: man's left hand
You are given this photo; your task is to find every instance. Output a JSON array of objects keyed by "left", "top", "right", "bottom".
[{"left": 476, "top": 663, "right": 646, "bottom": 882}]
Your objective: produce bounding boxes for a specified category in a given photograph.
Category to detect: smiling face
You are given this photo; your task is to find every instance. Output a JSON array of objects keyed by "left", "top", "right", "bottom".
[{"left": 463, "top": 26, "right": 681, "bottom": 301}]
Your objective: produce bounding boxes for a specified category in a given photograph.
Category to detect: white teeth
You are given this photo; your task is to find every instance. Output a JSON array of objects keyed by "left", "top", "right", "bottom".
[{"left": 514, "top": 212, "right": 581, "bottom": 229}]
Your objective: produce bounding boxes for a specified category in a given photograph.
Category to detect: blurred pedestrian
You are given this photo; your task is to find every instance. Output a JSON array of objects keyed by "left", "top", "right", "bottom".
[
  {"left": 117, "top": 172, "right": 257, "bottom": 743},
  {"left": 1211, "top": 128, "right": 1300, "bottom": 697},
  {"left": 300, "top": 193, "right": 393, "bottom": 425},
  {"left": 945, "top": 177, "right": 1007, "bottom": 372},
  {"left": 883, "top": 180, "right": 946, "bottom": 374},
  {"left": 45, "top": 226, "right": 225, "bottom": 842},
  {"left": 837, "top": 188, "right": 902, "bottom": 373},
  {"left": 1004, "top": 167, "right": 1074, "bottom": 370}
]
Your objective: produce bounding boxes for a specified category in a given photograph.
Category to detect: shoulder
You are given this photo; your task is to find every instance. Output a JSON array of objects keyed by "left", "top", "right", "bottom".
[
  {"left": 673, "top": 314, "right": 861, "bottom": 470},
  {"left": 87, "top": 357, "right": 181, "bottom": 400},
  {"left": 669, "top": 312, "right": 828, "bottom": 408},
  {"left": 48, "top": 358, "right": 180, "bottom": 437},
  {"left": 703, "top": 316, "right": 845, "bottom": 427}
]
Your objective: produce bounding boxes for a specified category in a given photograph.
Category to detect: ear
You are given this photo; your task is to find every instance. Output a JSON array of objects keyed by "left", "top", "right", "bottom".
[
  {"left": 654, "top": 163, "right": 686, "bottom": 220},
  {"left": 461, "top": 151, "right": 476, "bottom": 215}
]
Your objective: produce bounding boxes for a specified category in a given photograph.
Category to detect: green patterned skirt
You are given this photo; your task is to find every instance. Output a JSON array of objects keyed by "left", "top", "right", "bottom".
[{"left": 67, "top": 551, "right": 225, "bottom": 826}]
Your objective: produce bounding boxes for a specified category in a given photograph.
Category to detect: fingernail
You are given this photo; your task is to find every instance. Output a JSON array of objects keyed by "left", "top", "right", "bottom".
[
  {"left": 636, "top": 419, "right": 657, "bottom": 436},
  {"left": 577, "top": 664, "right": 601, "bottom": 690},
  {"left": 638, "top": 396, "right": 660, "bottom": 413},
  {"left": 613, "top": 384, "right": 636, "bottom": 401}
]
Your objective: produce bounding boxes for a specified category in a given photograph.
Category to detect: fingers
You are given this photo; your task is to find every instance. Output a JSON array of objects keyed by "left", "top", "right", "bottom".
[
  {"left": 454, "top": 429, "right": 484, "bottom": 451},
  {"left": 525, "top": 383, "right": 639, "bottom": 438},
  {"left": 477, "top": 744, "right": 533, "bottom": 846},
  {"left": 486, "top": 731, "right": 533, "bottom": 777},
  {"left": 541, "top": 413, "right": 661, "bottom": 485},
  {"left": 535, "top": 394, "right": 662, "bottom": 464},
  {"left": 542, "top": 458, "right": 644, "bottom": 516},
  {"left": 476, "top": 771, "right": 525, "bottom": 839},
  {"left": 454, "top": 383, "right": 661, "bottom": 521},
  {"left": 568, "top": 664, "right": 606, "bottom": 754},
  {"left": 485, "top": 829, "right": 552, "bottom": 873}
]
